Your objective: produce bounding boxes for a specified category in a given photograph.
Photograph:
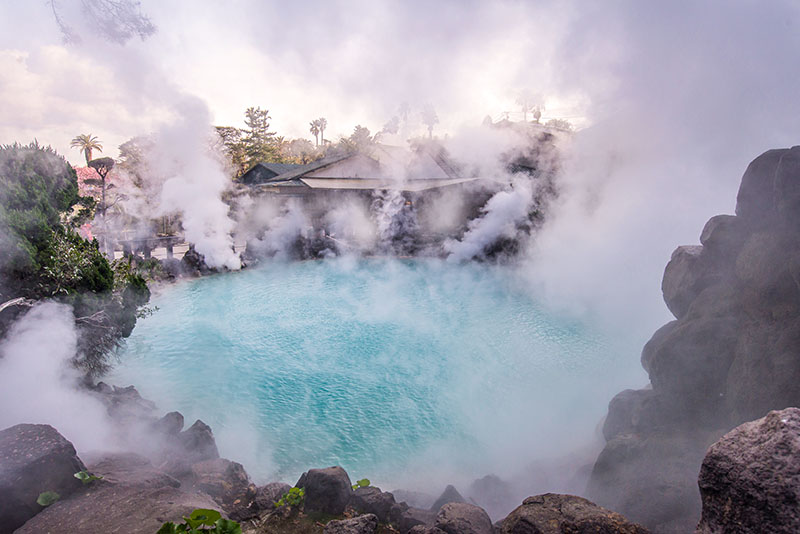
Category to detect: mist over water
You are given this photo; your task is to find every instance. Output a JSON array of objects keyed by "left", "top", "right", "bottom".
[{"left": 110, "top": 258, "right": 647, "bottom": 489}]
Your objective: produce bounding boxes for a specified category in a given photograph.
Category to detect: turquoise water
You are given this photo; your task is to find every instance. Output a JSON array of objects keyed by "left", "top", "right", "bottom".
[{"left": 110, "top": 258, "right": 643, "bottom": 486}]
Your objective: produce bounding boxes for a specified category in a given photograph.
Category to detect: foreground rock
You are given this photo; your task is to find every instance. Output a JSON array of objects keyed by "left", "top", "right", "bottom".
[
  {"left": 297, "top": 466, "right": 353, "bottom": 516},
  {"left": 435, "top": 502, "right": 492, "bottom": 534},
  {"left": 696, "top": 408, "right": 800, "bottom": 534},
  {"left": 500, "top": 494, "right": 650, "bottom": 534},
  {"left": 590, "top": 146, "right": 800, "bottom": 533},
  {"left": 191, "top": 458, "right": 256, "bottom": 510},
  {"left": 324, "top": 513, "right": 378, "bottom": 534},
  {"left": 15, "top": 452, "right": 221, "bottom": 534},
  {"left": 350, "top": 486, "right": 397, "bottom": 523},
  {"left": 0, "top": 424, "right": 86, "bottom": 534}
]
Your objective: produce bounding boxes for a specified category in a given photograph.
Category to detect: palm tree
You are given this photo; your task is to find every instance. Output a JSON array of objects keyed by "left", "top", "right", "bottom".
[
  {"left": 421, "top": 106, "right": 439, "bottom": 139},
  {"left": 318, "top": 117, "right": 327, "bottom": 145},
  {"left": 70, "top": 134, "right": 103, "bottom": 165},
  {"left": 309, "top": 120, "right": 320, "bottom": 147}
]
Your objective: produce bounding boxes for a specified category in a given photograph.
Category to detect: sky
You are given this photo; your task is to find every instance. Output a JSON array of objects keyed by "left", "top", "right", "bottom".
[{"left": 1, "top": 0, "right": 800, "bottom": 332}]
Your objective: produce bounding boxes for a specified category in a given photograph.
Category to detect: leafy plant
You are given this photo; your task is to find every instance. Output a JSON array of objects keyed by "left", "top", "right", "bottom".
[
  {"left": 74, "top": 470, "right": 103, "bottom": 485},
  {"left": 351, "top": 478, "right": 370, "bottom": 490},
  {"left": 36, "top": 491, "right": 60, "bottom": 506},
  {"left": 156, "top": 509, "right": 240, "bottom": 534},
  {"left": 275, "top": 486, "right": 305, "bottom": 508}
]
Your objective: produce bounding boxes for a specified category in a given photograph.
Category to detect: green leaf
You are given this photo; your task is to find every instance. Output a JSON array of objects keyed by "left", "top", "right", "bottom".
[
  {"left": 36, "top": 491, "right": 60, "bottom": 506},
  {"left": 74, "top": 470, "right": 103, "bottom": 484},
  {"left": 357, "top": 478, "right": 370, "bottom": 488},
  {"left": 156, "top": 522, "right": 179, "bottom": 534},
  {"left": 184, "top": 508, "right": 221, "bottom": 529},
  {"left": 215, "top": 518, "right": 242, "bottom": 534}
]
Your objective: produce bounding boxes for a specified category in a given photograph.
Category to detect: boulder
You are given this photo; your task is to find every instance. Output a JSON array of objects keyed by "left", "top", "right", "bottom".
[
  {"left": 435, "top": 502, "right": 492, "bottom": 534},
  {"left": 430, "top": 484, "right": 466, "bottom": 511},
  {"left": 229, "top": 481, "right": 291, "bottom": 521},
  {"left": 735, "top": 148, "right": 787, "bottom": 228},
  {"left": 696, "top": 408, "right": 800, "bottom": 534},
  {"left": 178, "top": 420, "right": 219, "bottom": 462},
  {"left": 602, "top": 388, "right": 661, "bottom": 441},
  {"left": 773, "top": 146, "right": 800, "bottom": 229},
  {"left": 396, "top": 507, "right": 437, "bottom": 533},
  {"left": 408, "top": 527, "right": 446, "bottom": 534},
  {"left": 662, "top": 246, "right": 716, "bottom": 319},
  {"left": 499, "top": 493, "right": 650, "bottom": 534},
  {"left": 152, "top": 411, "right": 185, "bottom": 436},
  {"left": 350, "top": 485, "right": 397, "bottom": 522},
  {"left": 296, "top": 466, "right": 353, "bottom": 516},
  {"left": 0, "top": 424, "right": 86, "bottom": 534},
  {"left": 15, "top": 450, "right": 221, "bottom": 534},
  {"left": 699, "top": 215, "right": 746, "bottom": 256},
  {"left": 324, "top": 513, "right": 378, "bottom": 534},
  {"left": 190, "top": 458, "right": 256, "bottom": 511}
]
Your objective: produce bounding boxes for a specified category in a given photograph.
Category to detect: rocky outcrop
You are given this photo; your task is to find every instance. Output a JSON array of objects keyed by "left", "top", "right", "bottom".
[
  {"left": 0, "top": 424, "right": 86, "bottom": 534},
  {"left": 296, "top": 466, "right": 353, "bottom": 516},
  {"left": 15, "top": 452, "right": 221, "bottom": 534},
  {"left": 349, "top": 485, "right": 397, "bottom": 523},
  {"left": 324, "top": 513, "right": 379, "bottom": 534},
  {"left": 430, "top": 485, "right": 466, "bottom": 512},
  {"left": 435, "top": 502, "right": 493, "bottom": 534},
  {"left": 190, "top": 458, "right": 256, "bottom": 510},
  {"left": 696, "top": 408, "right": 800, "bottom": 534},
  {"left": 590, "top": 146, "right": 800, "bottom": 533},
  {"left": 467, "top": 475, "right": 515, "bottom": 523},
  {"left": 499, "top": 494, "right": 650, "bottom": 534}
]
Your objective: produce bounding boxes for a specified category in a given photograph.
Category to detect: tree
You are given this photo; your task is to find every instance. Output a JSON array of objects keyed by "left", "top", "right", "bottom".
[
  {"left": 421, "top": 105, "right": 439, "bottom": 139},
  {"left": 317, "top": 117, "right": 328, "bottom": 145},
  {"left": 0, "top": 142, "right": 149, "bottom": 376},
  {"left": 70, "top": 134, "right": 103, "bottom": 165},
  {"left": 243, "top": 107, "right": 280, "bottom": 165},
  {"left": 309, "top": 120, "right": 320, "bottom": 147},
  {"left": 545, "top": 118, "right": 573, "bottom": 131},
  {"left": 341, "top": 125, "right": 373, "bottom": 152},
  {"left": 533, "top": 106, "right": 543, "bottom": 124},
  {"left": 214, "top": 127, "right": 247, "bottom": 177}
]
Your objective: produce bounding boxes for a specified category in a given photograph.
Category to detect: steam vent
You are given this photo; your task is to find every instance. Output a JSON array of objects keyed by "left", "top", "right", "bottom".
[{"left": 588, "top": 146, "right": 800, "bottom": 533}]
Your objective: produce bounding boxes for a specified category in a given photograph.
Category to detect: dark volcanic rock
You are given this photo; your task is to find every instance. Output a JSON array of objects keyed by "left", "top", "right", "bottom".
[
  {"left": 324, "top": 513, "right": 378, "bottom": 534},
  {"left": 177, "top": 419, "right": 219, "bottom": 462},
  {"left": 152, "top": 411, "right": 184, "bottom": 436},
  {"left": 430, "top": 484, "right": 466, "bottom": 512},
  {"left": 696, "top": 408, "right": 800, "bottom": 534},
  {"left": 0, "top": 424, "right": 86, "bottom": 534},
  {"left": 499, "top": 493, "right": 650, "bottom": 534},
  {"left": 435, "top": 502, "right": 492, "bottom": 534},
  {"left": 296, "top": 466, "right": 353, "bottom": 516},
  {"left": 397, "top": 507, "right": 437, "bottom": 533},
  {"left": 467, "top": 475, "right": 516, "bottom": 522},
  {"left": 662, "top": 246, "right": 714, "bottom": 319},
  {"left": 15, "top": 451, "right": 220, "bottom": 534},
  {"left": 229, "top": 481, "right": 291, "bottom": 521},
  {"left": 350, "top": 485, "right": 397, "bottom": 522},
  {"left": 190, "top": 458, "right": 256, "bottom": 511}
]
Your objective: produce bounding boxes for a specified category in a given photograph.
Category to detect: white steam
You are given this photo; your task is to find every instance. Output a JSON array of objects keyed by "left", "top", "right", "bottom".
[{"left": 0, "top": 302, "right": 114, "bottom": 451}]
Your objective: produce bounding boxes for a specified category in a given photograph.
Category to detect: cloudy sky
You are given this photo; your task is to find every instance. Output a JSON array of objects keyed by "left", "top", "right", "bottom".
[{"left": 2, "top": 0, "right": 800, "bottom": 328}]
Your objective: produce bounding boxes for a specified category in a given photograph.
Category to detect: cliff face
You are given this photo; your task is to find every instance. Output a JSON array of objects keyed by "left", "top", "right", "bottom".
[{"left": 587, "top": 146, "right": 800, "bottom": 533}]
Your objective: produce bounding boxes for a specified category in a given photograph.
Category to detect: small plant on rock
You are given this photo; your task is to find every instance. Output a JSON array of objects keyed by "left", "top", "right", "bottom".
[
  {"left": 36, "top": 491, "right": 60, "bottom": 507},
  {"left": 156, "top": 508, "right": 241, "bottom": 534},
  {"left": 74, "top": 470, "right": 103, "bottom": 485},
  {"left": 275, "top": 486, "right": 305, "bottom": 508},
  {"left": 351, "top": 478, "right": 370, "bottom": 490}
]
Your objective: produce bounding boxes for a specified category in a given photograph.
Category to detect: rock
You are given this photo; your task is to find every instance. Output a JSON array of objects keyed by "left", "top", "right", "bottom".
[
  {"left": 177, "top": 419, "right": 220, "bottom": 462},
  {"left": 430, "top": 484, "right": 466, "bottom": 511},
  {"left": 696, "top": 408, "right": 800, "bottom": 534},
  {"left": 499, "top": 493, "right": 650, "bottom": 534},
  {"left": 87, "top": 452, "right": 179, "bottom": 489},
  {"left": 350, "top": 485, "right": 397, "bottom": 522},
  {"left": 190, "top": 458, "right": 256, "bottom": 511},
  {"left": 296, "top": 466, "right": 353, "bottom": 516},
  {"left": 662, "top": 246, "right": 719, "bottom": 319},
  {"left": 0, "top": 423, "right": 86, "bottom": 534},
  {"left": 773, "top": 146, "right": 800, "bottom": 230},
  {"left": 435, "top": 502, "right": 493, "bottom": 534},
  {"left": 392, "top": 489, "right": 436, "bottom": 509},
  {"left": 397, "top": 507, "right": 437, "bottom": 533},
  {"left": 408, "top": 527, "right": 446, "bottom": 534},
  {"left": 602, "top": 388, "right": 660, "bottom": 441},
  {"left": 96, "top": 384, "right": 157, "bottom": 421},
  {"left": 467, "top": 475, "right": 515, "bottom": 522},
  {"left": 181, "top": 246, "right": 211, "bottom": 275},
  {"left": 324, "top": 513, "right": 378, "bottom": 534},
  {"left": 152, "top": 411, "right": 184, "bottom": 436},
  {"left": 229, "top": 481, "right": 291, "bottom": 521},
  {"left": 735, "top": 148, "right": 787, "bottom": 228},
  {"left": 699, "top": 215, "right": 747, "bottom": 262}
]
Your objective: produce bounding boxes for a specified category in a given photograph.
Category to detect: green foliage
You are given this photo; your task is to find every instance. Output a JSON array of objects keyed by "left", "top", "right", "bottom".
[
  {"left": 74, "top": 470, "right": 103, "bottom": 485},
  {"left": 36, "top": 491, "right": 60, "bottom": 506},
  {"left": 156, "top": 509, "right": 241, "bottom": 534},
  {"left": 351, "top": 478, "right": 370, "bottom": 490},
  {"left": 275, "top": 486, "right": 305, "bottom": 508}
]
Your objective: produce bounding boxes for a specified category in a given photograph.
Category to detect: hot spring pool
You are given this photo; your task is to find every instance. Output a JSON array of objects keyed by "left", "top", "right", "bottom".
[{"left": 110, "top": 258, "right": 645, "bottom": 487}]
